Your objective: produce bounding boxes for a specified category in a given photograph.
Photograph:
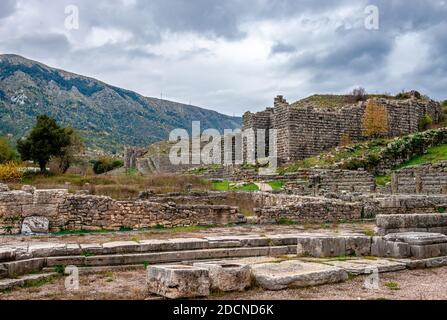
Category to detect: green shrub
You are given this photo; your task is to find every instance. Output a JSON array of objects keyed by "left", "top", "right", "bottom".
[
  {"left": 419, "top": 114, "right": 433, "bottom": 131},
  {"left": 0, "top": 137, "right": 18, "bottom": 164},
  {"left": 92, "top": 157, "right": 123, "bottom": 174}
]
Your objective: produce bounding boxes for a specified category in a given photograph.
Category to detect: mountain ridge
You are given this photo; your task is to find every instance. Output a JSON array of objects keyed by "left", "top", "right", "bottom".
[{"left": 0, "top": 54, "right": 241, "bottom": 153}]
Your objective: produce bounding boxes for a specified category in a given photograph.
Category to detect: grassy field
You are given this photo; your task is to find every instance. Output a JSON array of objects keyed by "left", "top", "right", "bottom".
[
  {"left": 8, "top": 172, "right": 212, "bottom": 200},
  {"left": 394, "top": 144, "right": 447, "bottom": 169},
  {"left": 212, "top": 180, "right": 284, "bottom": 192},
  {"left": 280, "top": 139, "right": 387, "bottom": 173},
  {"left": 375, "top": 143, "right": 447, "bottom": 185}
]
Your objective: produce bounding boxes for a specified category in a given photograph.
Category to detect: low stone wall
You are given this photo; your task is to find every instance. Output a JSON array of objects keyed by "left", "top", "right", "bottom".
[
  {"left": 376, "top": 214, "right": 447, "bottom": 235},
  {"left": 391, "top": 161, "right": 447, "bottom": 195},
  {"left": 0, "top": 185, "right": 245, "bottom": 235},
  {"left": 254, "top": 200, "right": 363, "bottom": 224}
]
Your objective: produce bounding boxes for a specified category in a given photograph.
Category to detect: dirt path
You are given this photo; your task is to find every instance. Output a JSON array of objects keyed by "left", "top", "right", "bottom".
[{"left": 2, "top": 266, "right": 447, "bottom": 300}]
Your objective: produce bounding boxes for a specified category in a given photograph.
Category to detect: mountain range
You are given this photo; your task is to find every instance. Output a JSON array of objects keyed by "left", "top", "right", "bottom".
[{"left": 0, "top": 54, "right": 241, "bottom": 153}]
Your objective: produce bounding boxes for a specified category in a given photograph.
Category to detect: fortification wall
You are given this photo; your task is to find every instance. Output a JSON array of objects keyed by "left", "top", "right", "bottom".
[{"left": 243, "top": 93, "right": 442, "bottom": 163}]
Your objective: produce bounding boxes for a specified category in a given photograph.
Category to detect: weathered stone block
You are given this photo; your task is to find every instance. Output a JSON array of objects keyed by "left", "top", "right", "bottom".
[
  {"left": 147, "top": 265, "right": 210, "bottom": 299},
  {"left": 251, "top": 260, "right": 348, "bottom": 290},
  {"left": 297, "top": 236, "right": 346, "bottom": 258},
  {"left": 325, "top": 259, "right": 406, "bottom": 275},
  {"left": 410, "top": 244, "right": 447, "bottom": 259},
  {"left": 194, "top": 262, "right": 251, "bottom": 292},
  {"left": 21, "top": 216, "right": 50, "bottom": 235},
  {"left": 371, "top": 237, "right": 410, "bottom": 258}
]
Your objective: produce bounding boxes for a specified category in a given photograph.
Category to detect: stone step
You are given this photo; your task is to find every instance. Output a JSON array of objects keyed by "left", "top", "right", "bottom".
[
  {"left": 46, "top": 246, "right": 295, "bottom": 268},
  {"left": 0, "top": 234, "right": 308, "bottom": 263},
  {"left": 0, "top": 272, "right": 58, "bottom": 291}
]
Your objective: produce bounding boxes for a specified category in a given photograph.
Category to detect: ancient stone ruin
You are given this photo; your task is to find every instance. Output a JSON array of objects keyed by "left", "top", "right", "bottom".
[{"left": 243, "top": 92, "right": 442, "bottom": 164}]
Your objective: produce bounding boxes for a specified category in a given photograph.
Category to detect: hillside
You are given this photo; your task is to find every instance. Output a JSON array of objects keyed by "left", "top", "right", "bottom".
[{"left": 0, "top": 54, "right": 241, "bottom": 153}]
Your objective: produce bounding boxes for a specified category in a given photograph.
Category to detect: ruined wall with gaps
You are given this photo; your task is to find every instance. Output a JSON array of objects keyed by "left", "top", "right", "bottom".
[
  {"left": 391, "top": 161, "right": 447, "bottom": 195},
  {"left": 243, "top": 94, "right": 442, "bottom": 163},
  {"left": 0, "top": 185, "right": 244, "bottom": 235}
]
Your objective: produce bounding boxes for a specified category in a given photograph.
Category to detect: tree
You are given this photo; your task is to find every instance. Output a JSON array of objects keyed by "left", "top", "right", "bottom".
[
  {"left": 17, "top": 115, "right": 72, "bottom": 173},
  {"left": 0, "top": 136, "right": 17, "bottom": 164},
  {"left": 56, "top": 130, "right": 85, "bottom": 173},
  {"left": 362, "top": 99, "right": 390, "bottom": 138},
  {"left": 350, "top": 87, "right": 367, "bottom": 102}
]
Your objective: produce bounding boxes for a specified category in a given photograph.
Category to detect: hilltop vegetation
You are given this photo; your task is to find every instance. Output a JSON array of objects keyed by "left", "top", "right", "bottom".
[
  {"left": 281, "top": 128, "right": 447, "bottom": 175},
  {"left": 0, "top": 54, "right": 241, "bottom": 154}
]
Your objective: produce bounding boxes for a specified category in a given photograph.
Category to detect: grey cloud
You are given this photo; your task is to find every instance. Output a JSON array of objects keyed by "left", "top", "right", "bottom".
[
  {"left": 0, "top": 33, "right": 70, "bottom": 59},
  {"left": 0, "top": 0, "right": 16, "bottom": 19},
  {"left": 0, "top": 0, "right": 446, "bottom": 115},
  {"left": 271, "top": 42, "right": 297, "bottom": 55}
]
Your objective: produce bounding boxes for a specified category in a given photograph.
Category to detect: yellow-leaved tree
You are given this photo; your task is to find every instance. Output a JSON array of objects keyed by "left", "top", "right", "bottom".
[{"left": 362, "top": 99, "right": 390, "bottom": 138}]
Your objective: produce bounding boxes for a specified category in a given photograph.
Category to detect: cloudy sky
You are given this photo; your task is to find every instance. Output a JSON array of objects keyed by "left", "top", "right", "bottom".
[{"left": 0, "top": 0, "right": 446, "bottom": 116}]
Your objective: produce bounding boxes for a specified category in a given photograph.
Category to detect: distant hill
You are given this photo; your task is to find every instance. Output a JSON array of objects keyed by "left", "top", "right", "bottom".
[{"left": 0, "top": 54, "right": 241, "bottom": 153}]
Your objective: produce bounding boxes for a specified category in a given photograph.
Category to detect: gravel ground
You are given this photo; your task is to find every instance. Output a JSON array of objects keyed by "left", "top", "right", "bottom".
[
  {"left": 2, "top": 266, "right": 447, "bottom": 300},
  {"left": 0, "top": 222, "right": 375, "bottom": 246}
]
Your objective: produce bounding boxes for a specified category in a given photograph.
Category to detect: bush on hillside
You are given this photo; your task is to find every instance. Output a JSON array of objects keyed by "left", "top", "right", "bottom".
[
  {"left": 0, "top": 161, "right": 23, "bottom": 182},
  {"left": 362, "top": 100, "right": 390, "bottom": 138},
  {"left": 92, "top": 157, "right": 124, "bottom": 174},
  {"left": 0, "top": 137, "right": 18, "bottom": 164},
  {"left": 419, "top": 114, "right": 433, "bottom": 131}
]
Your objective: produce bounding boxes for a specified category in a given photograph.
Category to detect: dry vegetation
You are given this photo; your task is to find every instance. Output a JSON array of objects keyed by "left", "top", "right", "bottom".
[{"left": 6, "top": 173, "right": 212, "bottom": 200}]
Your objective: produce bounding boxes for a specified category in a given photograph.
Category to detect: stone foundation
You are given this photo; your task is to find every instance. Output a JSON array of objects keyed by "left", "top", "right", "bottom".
[
  {"left": 391, "top": 161, "right": 447, "bottom": 194},
  {"left": 0, "top": 186, "right": 245, "bottom": 235}
]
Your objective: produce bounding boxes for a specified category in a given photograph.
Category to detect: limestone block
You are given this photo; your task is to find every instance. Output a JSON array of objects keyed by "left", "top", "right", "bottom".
[
  {"left": 6, "top": 258, "right": 45, "bottom": 277},
  {"left": 0, "top": 248, "right": 15, "bottom": 262},
  {"left": 21, "top": 204, "right": 58, "bottom": 217},
  {"left": 28, "top": 243, "right": 67, "bottom": 257},
  {"left": 147, "top": 265, "right": 210, "bottom": 299},
  {"left": 410, "top": 244, "right": 447, "bottom": 259},
  {"left": 0, "top": 264, "right": 7, "bottom": 279},
  {"left": 80, "top": 243, "right": 103, "bottom": 255},
  {"left": 102, "top": 241, "right": 141, "bottom": 254},
  {"left": 325, "top": 259, "right": 406, "bottom": 275},
  {"left": 344, "top": 235, "right": 372, "bottom": 256},
  {"left": 168, "top": 238, "right": 209, "bottom": 251},
  {"left": 371, "top": 237, "right": 410, "bottom": 258},
  {"left": 251, "top": 260, "right": 348, "bottom": 291},
  {"left": 194, "top": 262, "right": 251, "bottom": 292},
  {"left": 0, "top": 184, "right": 9, "bottom": 192},
  {"left": 384, "top": 232, "right": 447, "bottom": 246},
  {"left": 21, "top": 216, "right": 49, "bottom": 235},
  {"left": 297, "top": 236, "right": 346, "bottom": 258},
  {"left": 425, "top": 256, "right": 447, "bottom": 268}
]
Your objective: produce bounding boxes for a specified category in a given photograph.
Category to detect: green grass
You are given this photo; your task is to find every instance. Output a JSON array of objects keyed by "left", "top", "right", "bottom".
[
  {"left": 385, "top": 281, "right": 400, "bottom": 291},
  {"left": 212, "top": 181, "right": 260, "bottom": 192},
  {"left": 277, "top": 218, "right": 299, "bottom": 226},
  {"left": 280, "top": 139, "right": 388, "bottom": 173},
  {"left": 394, "top": 144, "right": 447, "bottom": 169},
  {"left": 268, "top": 181, "right": 284, "bottom": 191},
  {"left": 375, "top": 175, "right": 391, "bottom": 186}
]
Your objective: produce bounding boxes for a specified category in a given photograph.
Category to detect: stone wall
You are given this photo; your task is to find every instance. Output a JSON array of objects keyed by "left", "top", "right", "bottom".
[
  {"left": 254, "top": 200, "right": 363, "bottom": 224},
  {"left": 391, "top": 161, "right": 447, "bottom": 194},
  {"left": 204, "top": 168, "right": 376, "bottom": 195},
  {"left": 0, "top": 185, "right": 245, "bottom": 235},
  {"left": 243, "top": 93, "right": 442, "bottom": 164}
]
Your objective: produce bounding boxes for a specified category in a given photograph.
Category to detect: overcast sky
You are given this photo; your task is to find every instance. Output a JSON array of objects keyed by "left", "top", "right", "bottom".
[{"left": 0, "top": 0, "right": 446, "bottom": 116}]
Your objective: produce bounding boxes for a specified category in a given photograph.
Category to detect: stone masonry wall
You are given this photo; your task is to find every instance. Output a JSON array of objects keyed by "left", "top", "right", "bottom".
[
  {"left": 243, "top": 93, "right": 442, "bottom": 164},
  {"left": 0, "top": 185, "right": 245, "bottom": 235},
  {"left": 391, "top": 161, "right": 447, "bottom": 195}
]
